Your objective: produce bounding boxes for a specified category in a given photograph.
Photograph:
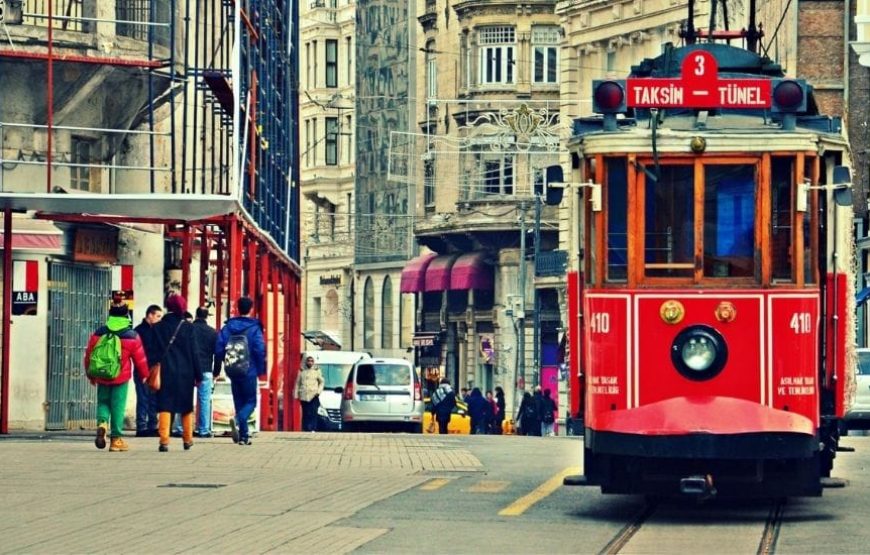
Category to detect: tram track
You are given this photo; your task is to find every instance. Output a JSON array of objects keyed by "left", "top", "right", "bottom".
[{"left": 597, "top": 498, "right": 786, "bottom": 555}]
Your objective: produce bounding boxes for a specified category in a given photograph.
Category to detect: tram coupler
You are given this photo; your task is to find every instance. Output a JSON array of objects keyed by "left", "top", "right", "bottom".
[{"left": 679, "top": 474, "right": 716, "bottom": 498}]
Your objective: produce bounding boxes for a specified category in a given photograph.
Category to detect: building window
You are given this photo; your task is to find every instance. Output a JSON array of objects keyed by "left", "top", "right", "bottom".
[
  {"left": 326, "top": 117, "right": 338, "bottom": 165},
  {"left": 382, "top": 276, "right": 394, "bottom": 349},
  {"left": 310, "top": 296, "right": 322, "bottom": 330},
  {"left": 313, "top": 41, "right": 318, "bottom": 88},
  {"left": 478, "top": 26, "right": 515, "bottom": 85},
  {"left": 425, "top": 41, "right": 437, "bottom": 100},
  {"left": 363, "top": 277, "right": 375, "bottom": 349},
  {"left": 325, "top": 289, "right": 339, "bottom": 331},
  {"left": 345, "top": 37, "right": 353, "bottom": 85},
  {"left": 304, "top": 120, "right": 311, "bottom": 166},
  {"left": 424, "top": 158, "right": 435, "bottom": 207},
  {"left": 305, "top": 42, "right": 312, "bottom": 88},
  {"left": 325, "top": 39, "right": 338, "bottom": 88},
  {"left": 532, "top": 26, "right": 559, "bottom": 84},
  {"left": 71, "top": 136, "right": 95, "bottom": 191},
  {"left": 480, "top": 154, "right": 514, "bottom": 196}
]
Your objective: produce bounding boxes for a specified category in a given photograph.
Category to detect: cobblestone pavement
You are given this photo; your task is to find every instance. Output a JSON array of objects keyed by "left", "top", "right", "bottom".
[{"left": 0, "top": 432, "right": 482, "bottom": 554}]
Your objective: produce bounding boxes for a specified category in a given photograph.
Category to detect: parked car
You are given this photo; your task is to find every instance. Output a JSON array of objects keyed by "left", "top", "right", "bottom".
[
  {"left": 846, "top": 348, "right": 870, "bottom": 429},
  {"left": 302, "top": 350, "right": 370, "bottom": 431},
  {"left": 423, "top": 397, "right": 471, "bottom": 435},
  {"left": 341, "top": 358, "right": 425, "bottom": 433}
]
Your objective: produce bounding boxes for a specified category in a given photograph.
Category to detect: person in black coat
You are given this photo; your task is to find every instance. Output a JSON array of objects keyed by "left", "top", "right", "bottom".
[
  {"left": 191, "top": 307, "right": 219, "bottom": 437},
  {"left": 133, "top": 304, "right": 162, "bottom": 437},
  {"left": 151, "top": 294, "right": 204, "bottom": 451},
  {"left": 518, "top": 391, "right": 541, "bottom": 436},
  {"left": 466, "top": 387, "right": 489, "bottom": 434},
  {"left": 493, "top": 386, "right": 506, "bottom": 435}
]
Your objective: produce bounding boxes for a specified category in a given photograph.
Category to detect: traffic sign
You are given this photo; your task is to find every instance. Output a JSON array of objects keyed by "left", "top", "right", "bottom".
[{"left": 626, "top": 50, "right": 771, "bottom": 109}]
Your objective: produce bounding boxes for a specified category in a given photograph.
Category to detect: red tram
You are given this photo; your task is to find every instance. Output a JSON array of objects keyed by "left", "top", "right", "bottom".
[{"left": 566, "top": 41, "right": 857, "bottom": 497}]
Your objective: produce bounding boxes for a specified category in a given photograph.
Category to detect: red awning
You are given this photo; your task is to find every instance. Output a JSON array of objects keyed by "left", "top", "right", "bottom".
[
  {"left": 0, "top": 233, "right": 62, "bottom": 253},
  {"left": 424, "top": 254, "right": 458, "bottom": 292},
  {"left": 400, "top": 253, "right": 437, "bottom": 293},
  {"left": 449, "top": 252, "right": 493, "bottom": 290}
]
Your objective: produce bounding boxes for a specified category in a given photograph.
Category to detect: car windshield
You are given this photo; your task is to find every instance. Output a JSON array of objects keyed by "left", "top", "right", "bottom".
[
  {"left": 858, "top": 351, "right": 870, "bottom": 376},
  {"left": 320, "top": 363, "right": 353, "bottom": 389},
  {"left": 356, "top": 363, "right": 411, "bottom": 386}
]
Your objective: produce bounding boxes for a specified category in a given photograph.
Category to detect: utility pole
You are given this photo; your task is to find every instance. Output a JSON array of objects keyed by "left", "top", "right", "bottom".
[
  {"left": 517, "top": 201, "right": 527, "bottom": 393},
  {"left": 532, "top": 195, "right": 541, "bottom": 388}
]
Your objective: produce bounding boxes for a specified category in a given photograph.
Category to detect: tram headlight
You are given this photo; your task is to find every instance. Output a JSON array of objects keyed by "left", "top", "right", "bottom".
[{"left": 670, "top": 325, "right": 728, "bottom": 380}]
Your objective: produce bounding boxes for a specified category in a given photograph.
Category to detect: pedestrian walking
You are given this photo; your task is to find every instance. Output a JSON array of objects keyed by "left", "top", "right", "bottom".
[
  {"left": 215, "top": 296, "right": 266, "bottom": 445},
  {"left": 485, "top": 390, "right": 500, "bottom": 434},
  {"left": 430, "top": 378, "right": 456, "bottom": 435},
  {"left": 152, "top": 293, "right": 204, "bottom": 452},
  {"left": 133, "top": 304, "right": 162, "bottom": 437},
  {"left": 540, "top": 388, "right": 557, "bottom": 436},
  {"left": 84, "top": 303, "right": 149, "bottom": 452},
  {"left": 192, "top": 306, "right": 219, "bottom": 438},
  {"left": 517, "top": 391, "right": 541, "bottom": 436},
  {"left": 494, "top": 386, "right": 506, "bottom": 435},
  {"left": 466, "top": 387, "right": 489, "bottom": 434},
  {"left": 295, "top": 354, "right": 325, "bottom": 432}
]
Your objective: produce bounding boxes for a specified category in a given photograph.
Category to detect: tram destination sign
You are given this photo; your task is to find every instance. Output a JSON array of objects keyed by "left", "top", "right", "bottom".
[{"left": 626, "top": 50, "right": 771, "bottom": 109}]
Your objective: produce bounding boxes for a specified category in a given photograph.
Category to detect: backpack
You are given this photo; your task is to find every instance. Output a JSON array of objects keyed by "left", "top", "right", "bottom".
[
  {"left": 87, "top": 331, "right": 122, "bottom": 380},
  {"left": 223, "top": 332, "right": 251, "bottom": 379},
  {"left": 542, "top": 400, "right": 555, "bottom": 424}
]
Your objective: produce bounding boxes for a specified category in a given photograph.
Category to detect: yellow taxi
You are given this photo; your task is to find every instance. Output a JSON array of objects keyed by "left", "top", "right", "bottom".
[{"left": 423, "top": 397, "right": 471, "bottom": 434}]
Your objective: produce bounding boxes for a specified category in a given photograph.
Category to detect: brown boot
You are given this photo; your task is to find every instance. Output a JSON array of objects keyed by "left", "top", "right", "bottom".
[
  {"left": 95, "top": 424, "right": 108, "bottom": 450},
  {"left": 109, "top": 437, "right": 129, "bottom": 452}
]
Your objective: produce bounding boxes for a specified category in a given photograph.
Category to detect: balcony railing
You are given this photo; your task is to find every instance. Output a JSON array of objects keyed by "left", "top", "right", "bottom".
[{"left": 536, "top": 250, "right": 567, "bottom": 277}]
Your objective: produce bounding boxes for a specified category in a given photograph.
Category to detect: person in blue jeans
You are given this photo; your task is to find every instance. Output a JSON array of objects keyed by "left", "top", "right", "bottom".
[
  {"left": 133, "top": 304, "right": 163, "bottom": 437},
  {"left": 215, "top": 296, "right": 266, "bottom": 445},
  {"left": 191, "top": 306, "right": 219, "bottom": 437}
]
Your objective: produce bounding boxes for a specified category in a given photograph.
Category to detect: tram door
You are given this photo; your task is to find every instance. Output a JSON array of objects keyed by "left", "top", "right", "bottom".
[{"left": 45, "top": 262, "right": 111, "bottom": 430}]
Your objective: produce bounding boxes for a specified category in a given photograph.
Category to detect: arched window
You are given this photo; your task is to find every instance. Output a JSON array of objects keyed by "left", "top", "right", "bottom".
[
  {"left": 382, "top": 276, "right": 394, "bottom": 349},
  {"left": 363, "top": 277, "right": 375, "bottom": 349}
]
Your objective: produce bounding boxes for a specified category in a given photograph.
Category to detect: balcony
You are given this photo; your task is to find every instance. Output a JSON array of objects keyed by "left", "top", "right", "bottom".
[{"left": 536, "top": 250, "right": 567, "bottom": 277}]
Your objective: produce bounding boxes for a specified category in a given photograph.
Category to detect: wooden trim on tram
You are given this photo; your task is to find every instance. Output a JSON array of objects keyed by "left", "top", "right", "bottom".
[
  {"left": 809, "top": 156, "right": 820, "bottom": 285},
  {"left": 594, "top": 154, "right": 606, "bottom": 288},
  {"left": 694, "top": 158, "right": 704, "bottom": 284},
  {"left": 760, "top": 153, "right": 772, "bottom": 286},
  {"left": 795, "top": 152, "right": 806, "bottom": 288},
  {"left": 627, "top": 154, "right": 638, "bottom": 289}
]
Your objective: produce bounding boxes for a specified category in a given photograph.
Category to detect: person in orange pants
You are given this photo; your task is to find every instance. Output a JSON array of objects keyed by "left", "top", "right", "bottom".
[{"left": 150, "top": 294, "right": 205, "bottom": 451}]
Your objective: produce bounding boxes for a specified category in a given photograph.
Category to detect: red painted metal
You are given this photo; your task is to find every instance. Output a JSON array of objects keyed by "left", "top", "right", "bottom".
[
  {"left": 247, "top": 234, "right": 258, "bottom": 301},
  {"left": 215, "top": 232, "right": 225, "bottom": 329},
  {"left": 198, "top": 228, "right": 209, "bottom": 308},
  {"left": 0, "top": 50, "right": 164, "bottom": 68},
  {"left": 180, "top": 225, "right": 192, "bottom": 302},
  {"left": 1, "top": 209, "right": 12, "bottom": 434},
  {"left": 46, "top": 2, "right": 53, "bottom": 194},
  {"left": 825, "top": 272, "right": 851, "bottom": 417},
  {"left": 593, "top": 396, "right": 815, "bottom": 436},
  {"left": 228, "top": 219, "right": 243, "bottom": 310},
  {"left": 566, "top": 271, "right": 582, "bottom": 420},
  {"left": 271, "top": 257, "right": 281, "bottom": 429}
]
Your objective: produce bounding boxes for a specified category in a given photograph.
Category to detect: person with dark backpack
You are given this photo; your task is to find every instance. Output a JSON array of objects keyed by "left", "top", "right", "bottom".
[
  {"left": 83, "top": 303, "right": 149, "bottom": 452},
  {"left": 215, "top": 296, "right": 266, "bottom": 445}
]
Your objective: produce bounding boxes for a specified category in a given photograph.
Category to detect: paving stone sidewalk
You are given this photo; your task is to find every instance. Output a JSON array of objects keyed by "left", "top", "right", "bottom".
[{"left": 0, "top": 432, "right": 482, "bottom": 554}]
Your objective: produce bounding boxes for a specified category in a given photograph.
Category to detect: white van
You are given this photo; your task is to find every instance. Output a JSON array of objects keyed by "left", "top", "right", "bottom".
[{"left": 303, "top": 350, "right": 371, "bottom": 431}]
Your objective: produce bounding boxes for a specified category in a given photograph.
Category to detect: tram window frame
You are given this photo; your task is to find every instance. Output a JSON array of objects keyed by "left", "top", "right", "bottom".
[
  {"left": 803, "top": 155, "right": 819, "bottom": 285},
  {"left": 771, "top": 156, "right": 796, "bottom": 283},
  {"left": 641, "top": 163, "right": 696, "bottom": 282},
  {"left": 605, "top": 158, "right": 628, "bottom": 283},
  {"left": 702, "top": 163, "right": 757, "bottom": 281}
]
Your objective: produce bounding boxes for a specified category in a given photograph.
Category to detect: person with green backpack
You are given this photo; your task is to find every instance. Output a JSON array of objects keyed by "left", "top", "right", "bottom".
[{"left": 83, "top": 303, "right": 150, "bottom": 452}]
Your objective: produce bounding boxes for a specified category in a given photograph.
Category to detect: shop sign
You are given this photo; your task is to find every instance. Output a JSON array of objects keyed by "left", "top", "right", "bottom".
[
  {"left": 73, "top": 228, "right": 118, "bottom": 263},
  {"left": 319, "top": 274, "right": 342, "bottom": 286},
  {"left": 12, "top": 260, "right": 38, "bottom": 316},
  {"left": 413, "top": 333, "right": 440, "bottom": 347},
  {"left": 480, "top": 334, "right": 495, "bottom": 364}
]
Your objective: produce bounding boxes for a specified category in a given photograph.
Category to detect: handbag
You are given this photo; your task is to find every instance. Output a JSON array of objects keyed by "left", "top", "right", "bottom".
[
  {"left": 426, "top": 420, "right": 437, "bottom": 434},
  {"left": 147, "top": 320, "right": 184, "bottom": 392},
  {"left": 146, "top": 362, "right": 162, "bottom": 391}
]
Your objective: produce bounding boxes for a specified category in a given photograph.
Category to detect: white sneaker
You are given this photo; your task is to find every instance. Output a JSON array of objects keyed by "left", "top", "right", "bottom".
[{"left": 229, "top": 418, "right": 240, "bottom": 444}]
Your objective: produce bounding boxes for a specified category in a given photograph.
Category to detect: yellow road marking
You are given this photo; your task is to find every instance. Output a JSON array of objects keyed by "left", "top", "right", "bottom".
[
  {"left": 498, "top": 466, "right": 581, "bottom": 517},
  {"left": 465, "top": 480, "right": 510, "bottom": 493},
  {"left": 419, "top": 478, "right": 451, "bottom": 491}
]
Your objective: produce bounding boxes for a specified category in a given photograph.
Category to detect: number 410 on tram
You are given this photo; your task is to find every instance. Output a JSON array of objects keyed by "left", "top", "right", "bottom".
[{"left": 564, "top": 43, "right": 857, "bottom": 498}]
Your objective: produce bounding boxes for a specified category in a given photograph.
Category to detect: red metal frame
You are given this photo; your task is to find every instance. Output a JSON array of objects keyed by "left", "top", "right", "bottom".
[
  {"left": 0, "top": 50, "right": 164, "bottom": 68},
  {"left": 1, "top": 209, "right": 12, "bottom": 434}
]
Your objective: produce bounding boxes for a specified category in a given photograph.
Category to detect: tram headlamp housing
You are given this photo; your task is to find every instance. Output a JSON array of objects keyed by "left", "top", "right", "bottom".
[
  {"left": 592, "top": 80, "right": 627, "bottom": 114},
  {"left": 671, "top": 325, "right": 728, "bottom": 380},
  {"left": 770, "top": 79, "right": 807, "bottom": 113}
]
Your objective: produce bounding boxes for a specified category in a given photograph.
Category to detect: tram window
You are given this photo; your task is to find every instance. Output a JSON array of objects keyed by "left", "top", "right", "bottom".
[
  {"left": 771, "top": 157, "right": 795, "bottom": 282},
  {"left": 703, "top": 165, "right": 756, "bottom": 278},
  {"left": 645, "top": 165, "right": 694, "bottom": 278},
  {"left": 803, "top": 157, "right": 817, "bottom": 285},
  {"left": 606, "top": 158, "right": 628, "bottom": 282}
]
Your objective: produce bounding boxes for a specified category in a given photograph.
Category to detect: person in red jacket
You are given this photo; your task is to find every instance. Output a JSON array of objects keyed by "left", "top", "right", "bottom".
[{"left": 83, "top": 304, "right": 150, "bottom": 452}]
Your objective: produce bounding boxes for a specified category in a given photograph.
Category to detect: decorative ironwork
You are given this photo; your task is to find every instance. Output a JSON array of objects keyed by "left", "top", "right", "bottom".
[{"left": 456, "top": 103, "right": 561, "bottom": 152}]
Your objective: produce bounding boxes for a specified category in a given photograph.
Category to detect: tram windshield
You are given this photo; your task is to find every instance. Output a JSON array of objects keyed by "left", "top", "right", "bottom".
[{"left": 598, "top": 155, "right": 815, "bottom": 286}]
